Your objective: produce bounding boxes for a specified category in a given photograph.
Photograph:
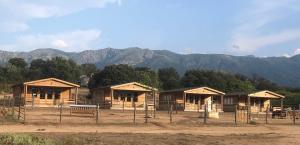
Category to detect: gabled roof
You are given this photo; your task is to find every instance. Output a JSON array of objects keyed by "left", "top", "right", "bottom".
[
  {"left": 226, "top": 90, "right": 285, "bottom": 99},
  {"left": 23, "top": 78, "right": 80, "bottom": 88},
  {"left": 161, "top": 87, "right": 225, "bottom": 95},
  {"left": 111, "top": 82, "right": 157, "bottom": 90},
  {"left": 249, "top": 90, "right": 285, "bottom": 98},
  {"left": 93, "top": 82, "right": 157, "bottom": 92}
]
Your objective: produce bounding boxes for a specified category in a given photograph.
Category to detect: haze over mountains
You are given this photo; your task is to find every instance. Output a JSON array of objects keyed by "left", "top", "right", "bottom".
[{"left": 0, "top": 48, "right": 300, "bottom": 87}]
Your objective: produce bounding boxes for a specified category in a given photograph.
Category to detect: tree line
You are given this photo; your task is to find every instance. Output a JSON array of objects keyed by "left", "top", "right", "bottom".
[
  {"left": 0, "top": 57, "right": 96, "bottom": 92},
  {"left": 88, "top": 65, "right": 279, "bottom": 92},
  {"left": 0, "top": 57, "right": 299, "bottom": 106}
]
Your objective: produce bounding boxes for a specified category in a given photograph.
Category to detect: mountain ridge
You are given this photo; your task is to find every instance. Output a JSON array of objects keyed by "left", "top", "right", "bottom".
[{"left": 0, "top": 47, "right": 300, "bottom": 87}]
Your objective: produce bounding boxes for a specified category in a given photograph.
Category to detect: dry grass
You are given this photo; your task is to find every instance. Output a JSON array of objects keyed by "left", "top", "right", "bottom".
[{"left": 1, "top": 108, "right": 300, "bottom": 145}]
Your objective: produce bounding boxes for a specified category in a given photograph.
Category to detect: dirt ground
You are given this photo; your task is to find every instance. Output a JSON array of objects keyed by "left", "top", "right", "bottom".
[{"left": 1, "top": 108, "right": 300, "bottom": 145}]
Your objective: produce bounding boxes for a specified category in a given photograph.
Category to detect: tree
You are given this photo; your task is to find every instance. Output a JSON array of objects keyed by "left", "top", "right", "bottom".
[
  {"left": 89, "top": 64, "right": 137, "bottom": 89},
  {"left": 5, "top": 58, "right": 28, "bottom": 83},
  {"left": 135, "top": 67, "right": 160, "bottom": 89},
  {"left": 158, "top": 67, "right": 181, "bottom": 90},
  {"left": 27, "top": 59, "right": 48, "bottom": 80},
  {"left": 44, "top": 57, "right": 81, "bottom": 82},
  {"left": 181, "top": 70, "right": 255, "bottom": 93},
  {"left": 81, "top": 63, "right": 97, "bottom": 77},
  {"left": 8, "top": 58, "right": 27, "bottom": 69}
]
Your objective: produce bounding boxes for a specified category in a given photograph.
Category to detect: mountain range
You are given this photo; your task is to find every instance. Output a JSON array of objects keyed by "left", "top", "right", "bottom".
[{"left": 0, "top": 47, "right": 300, "bottom": 87}]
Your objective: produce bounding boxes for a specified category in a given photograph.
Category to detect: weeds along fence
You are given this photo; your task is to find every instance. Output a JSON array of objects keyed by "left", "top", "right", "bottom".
[
  {"left": 0, "top": 95, "right": 25, "bottom": 123},
  {"left": 1, "top": 98, "right": 300, "bottom": 126}
]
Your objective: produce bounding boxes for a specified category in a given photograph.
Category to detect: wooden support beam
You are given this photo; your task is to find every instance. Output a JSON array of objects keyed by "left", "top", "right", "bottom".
[
  {"left": 75, "top": 87, "right": 78, "bottom": 105},
  {"left": 111, "top": 89, "right": 114, "bottom": 108},
  {"left": 221, "top": 95, "right": 224, "bottom": 111},
  {"left": 183, "top": 92, "right": 186, "bottom": 111},
  {"left": 247, "top": 96, "right": 251, "bottom": 124},
  {"left": 265, "top": 105, "right": 269, "bottom": 124},
  {"left": 204, "top": 104, "right": 207, "bottom": 124},
  {"left": 153, "top": 90, "right": 156, "bottom": 118},
  {"left": 281, "top": 98, "right": 283, "bottom": 111},
  {"left": 234, "top": 105, "right": 237, "bottom": 125}
]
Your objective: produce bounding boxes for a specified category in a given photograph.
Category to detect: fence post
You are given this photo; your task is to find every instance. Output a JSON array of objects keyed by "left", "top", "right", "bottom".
[
  {"left": 170, "top": 104, "right": 173, "bottom": 124},
  {"left": 197, "top": 101, "right": 200, "bottom": 113},
  {"left": 59, "top": 104, "right": 62, "bottom": 124},
  {"left": 234, "top": 105, "right": 237, "bottom": 125},
  {"left": 265, "top": 105, "right": 269, "bottom": 124},
  {"left": 11, "top": 98, "right": 15, "bottom": 117},
  {"left": 175, "top": 101, "right": 178, "bottom": 114},
  {"left": 167, "top": 98, "right": 170, "bottom": 114},
  {"left": 145, "top": 103, "right": 148, "bottom": 123},
  {"left": 8, "top": 97, "right": 11, "bottom": 114},
  {"left": 123, "top": 100, "right": 125, "bottom": 112},
  {"left": 204, "top": 104, "right": 207, "bottom": 124},
  {"left": 153, "top": 91, "right": 156, "bottom": 119},
  {"left": 96, "top": 104, "right": 99, "bottom": 124},
  {"left": 293, "top": 107, "right": 296, "bottom": 125},
  {"left": 133, "top": 102, "right": 136, "bottom": 124},
  {"left": 23, "top": 100, "right": 26, "bottom": 124},
  {"left": 18, "top": 99, "right": 21, "bottom": 120}
]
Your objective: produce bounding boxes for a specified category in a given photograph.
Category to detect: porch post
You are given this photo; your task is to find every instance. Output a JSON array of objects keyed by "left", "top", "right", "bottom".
[
  {"left": 183, "top": 92, "right": 186, "bottom": 111},
  {"left": 23, "top": 85, "right": 27, "bottom": 106},
  {"left": 69, "top": 89, "right": 72, "bottom": 104},
  {"left": 280, "top": 98, "right": 283, "bottom": 111},
  {"left": 247, "top": 96, "right": 251, "bottom": 123},
  {"left": 75, "top": 87, "right": 78, "bottom": 104},
  {"left": 111, "top": 89, "right": 114, "bottom": 107},
  {"left": 221, "top": 95, "right": 224, "bottom": 111}
]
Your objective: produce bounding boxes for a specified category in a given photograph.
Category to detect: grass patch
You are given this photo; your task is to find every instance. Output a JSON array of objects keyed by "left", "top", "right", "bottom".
[{"left": 0, "top": 134, "right": 55, "bottom": 145}]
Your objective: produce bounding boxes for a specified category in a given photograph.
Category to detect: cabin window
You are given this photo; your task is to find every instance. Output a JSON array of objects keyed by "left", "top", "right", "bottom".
[
  {"left": 40, "top": 88, "right": 46, "bottom": 99},
  {"left": 127, "top": 97, "right": 131, "bottom": 102},
  {"left": 54, "top": 89, "right": 61, "bottom": 99},
  {"left": 121, "top": 97, "right": 125, "bottom": 101},
  {"left": 133, "top": 96, "right": 138, "bottom": 102},
  {"left": 224, "top": 97, "right": 233, "bottom": 105},
  {"left": 195, "top": 96, "right": 199, "bottom": 104},
  {"left": 188, "top": 96, "right": 194, "bottom": 104},
  {"left": 32, "top": 88, "right": 38, "bottom": 98},
  {"left": 113, "top": 95, "right": 118, "bottom": 100},
  {"left": 47, "top": 89, "right": 53, "bottom": 99}
]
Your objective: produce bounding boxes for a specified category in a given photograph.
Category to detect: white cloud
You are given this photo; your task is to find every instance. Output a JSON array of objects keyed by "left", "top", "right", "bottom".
[
  {"left": 0, "top": 0, "right": 121, "bottom": 32},
  {"left": 228, "top": 0, "right": 300, "bottom": 55},
  {"left": 294, "top": 48, "right": 300, "bottom": 55},
  {"left": 0, "top": 29, "right": 101, "bottom": 52},
  {"left": 282, "top": 54, "right": 291, "bottom": 58}
]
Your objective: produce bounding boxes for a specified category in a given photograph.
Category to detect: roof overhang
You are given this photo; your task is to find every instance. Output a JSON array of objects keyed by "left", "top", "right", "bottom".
[
  {"left": 184, "top": 87, "right": 225, "bottom": 95},
  {"left": 249, "top": 90, "right": 285, "bottom": 99},
  {"left": 162, "top": 87, "right": 225, "bottom": 95},
  {"left": 111, "top": 82, "right": 157, "bottom": 92},
  {"left": 22, "top": 78, "right": 80, "bottom": 88}
]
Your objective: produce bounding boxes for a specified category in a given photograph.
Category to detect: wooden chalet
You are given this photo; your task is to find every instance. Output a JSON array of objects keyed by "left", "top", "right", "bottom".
[
  {"left": 12, "top": 78, "right": 80, "bottom": 107},
  {"left": 159, "top": 87, "right": 225, "bottom": 112},
  {"left": 91, "top": 82, "right": 157, "bottom": 110},
  {"left": 224, "top": 90, "right": 285, "bottom": 112}
]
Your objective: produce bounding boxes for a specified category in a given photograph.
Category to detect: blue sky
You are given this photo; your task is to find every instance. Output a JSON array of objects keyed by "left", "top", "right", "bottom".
[{"left": 0, "top": 0, "right": 300, "bottom": 57}]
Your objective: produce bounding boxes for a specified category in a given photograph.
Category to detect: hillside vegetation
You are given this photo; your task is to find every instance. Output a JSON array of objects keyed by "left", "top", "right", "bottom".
[
  {"left": 0, "top": 57, "right": 299, "bottom": 107},
  {"left": 1, "top": 48, "right": 300, "bottom": 87}
]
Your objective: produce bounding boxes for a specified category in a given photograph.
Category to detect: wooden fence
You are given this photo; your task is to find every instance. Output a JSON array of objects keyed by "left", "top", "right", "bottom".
[{"left": 0, "top": 95, "right": 26, "bottom": 123}]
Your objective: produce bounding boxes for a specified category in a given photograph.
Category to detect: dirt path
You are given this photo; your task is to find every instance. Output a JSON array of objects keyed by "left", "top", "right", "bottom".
[
  {"left": 1, "top": 124, "right": 300, "bottom": 144},
  {"left": 1, "top": 124, "right": 300, "bottom": 135}
]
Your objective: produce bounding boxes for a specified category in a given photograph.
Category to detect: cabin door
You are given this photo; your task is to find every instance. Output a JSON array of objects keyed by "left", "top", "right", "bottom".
[
  {"left": 53, "top": 89, "right": 61, "bottom": 105},
  {"left": 39, "top": 88, "right": 46, "bottom": 105},
  {"left": 46, "top": 88, "right": 54, "bottom": 105},
  {"left": 206, "top": 97, "right": 212, "bottom": 112}
]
